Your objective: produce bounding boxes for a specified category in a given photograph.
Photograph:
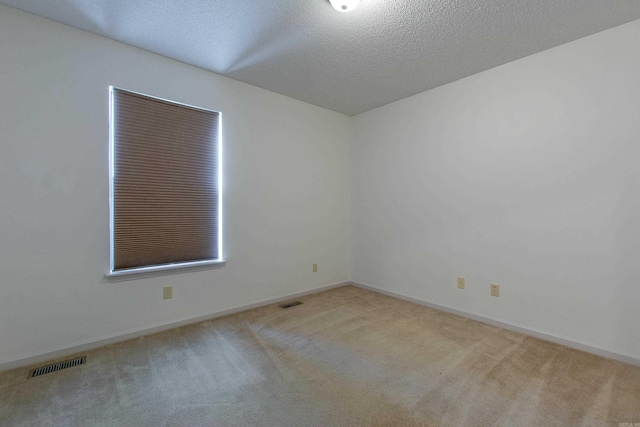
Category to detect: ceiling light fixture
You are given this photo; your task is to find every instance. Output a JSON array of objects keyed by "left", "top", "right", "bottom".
[{"left": 329, "top": 0, "right": 360, "bottom": 12}]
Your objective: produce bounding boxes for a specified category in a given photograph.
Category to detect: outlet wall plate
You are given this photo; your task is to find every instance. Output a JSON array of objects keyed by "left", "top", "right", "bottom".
[
  {"left": 457, "top": 277, "right": 465, "bottom": 289},
  {"left": 490, "top": 284, "right": 500, "bottom": 297},
  {"left": 163, "top": 286, "right": 173, "bottom": 299}
]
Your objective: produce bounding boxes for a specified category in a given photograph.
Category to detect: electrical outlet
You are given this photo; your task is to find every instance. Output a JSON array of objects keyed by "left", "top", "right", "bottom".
[
  {"left": 312, "top": 263, "right": 318, "bottom": 273},
  {"left": 490, "top": 284, "right": 500, "bottom": 297},
  {"left": 163, "top": 286, "right": 173, "bottom": 300},
  {"left": 457, "top": 277, "right": 465, "bottom": 289}
]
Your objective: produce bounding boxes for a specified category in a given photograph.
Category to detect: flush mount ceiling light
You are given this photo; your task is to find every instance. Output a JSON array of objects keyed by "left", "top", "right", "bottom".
[{"left": 329, "top": 0, "right": 360, "bottom": 12}]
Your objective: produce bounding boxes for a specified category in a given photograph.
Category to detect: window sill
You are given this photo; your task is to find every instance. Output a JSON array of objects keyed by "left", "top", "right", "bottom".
[{"left": 106, "top": 259, "right": 226, "bottom": 278}]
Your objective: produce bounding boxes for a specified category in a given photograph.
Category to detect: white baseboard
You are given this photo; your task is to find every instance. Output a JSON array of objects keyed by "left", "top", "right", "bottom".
[
  {"left": 6, "top": 280, "right": 637, "bottom": 373},
  {"left": 0, "top": 281, "right": 349, "bottom": 373},
  {"left": 350, "top": 281, "right": 640, "bottom": 367}
]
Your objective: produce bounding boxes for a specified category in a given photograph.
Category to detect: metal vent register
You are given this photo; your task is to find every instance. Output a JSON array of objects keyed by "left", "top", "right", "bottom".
[
  {"left": 28, "top": 356, "right": 86, "bottom": 378},
  {"left": 279, "top": 301, "right": 303, "bottom": 309}
]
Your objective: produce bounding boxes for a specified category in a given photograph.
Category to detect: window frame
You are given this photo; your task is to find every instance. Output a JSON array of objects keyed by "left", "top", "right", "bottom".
[{"left": 107, "top": 86, "right": 224, "bottom": 277}]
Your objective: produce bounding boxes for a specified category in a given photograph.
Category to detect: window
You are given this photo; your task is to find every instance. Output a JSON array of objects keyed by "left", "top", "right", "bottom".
[{"left": 108, "top": 87, "right": 223, "bottom": 276}]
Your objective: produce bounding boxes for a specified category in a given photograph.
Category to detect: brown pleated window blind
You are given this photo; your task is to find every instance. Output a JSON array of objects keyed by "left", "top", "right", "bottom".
[{"left": 110, "top": 87, "right": 220, "bottom": 272}]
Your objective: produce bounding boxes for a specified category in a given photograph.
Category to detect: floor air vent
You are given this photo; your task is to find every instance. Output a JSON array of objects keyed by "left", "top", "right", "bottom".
[
  {"left": 280, "top": 301, "right": 303, "bottom": 309},
  {"left": 28, "top": 356, "right": 86, "bottom": 378}
]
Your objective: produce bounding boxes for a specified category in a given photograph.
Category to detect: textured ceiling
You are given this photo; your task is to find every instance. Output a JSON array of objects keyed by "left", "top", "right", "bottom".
[{"left": 2, "top": 0, "right": 640, "bottom": 116}]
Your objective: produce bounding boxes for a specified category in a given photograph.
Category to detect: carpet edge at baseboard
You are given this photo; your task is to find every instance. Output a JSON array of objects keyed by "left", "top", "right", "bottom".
[
  {"left": 349, "top": 281, "right": 640, "bottom": 368},
  {"left": 0, "top": 281, "right": 350, "bottom": 373}
]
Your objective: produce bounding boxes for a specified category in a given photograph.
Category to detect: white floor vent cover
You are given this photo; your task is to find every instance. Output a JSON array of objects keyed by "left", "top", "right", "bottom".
[{"left": 28, "top": 356, "right": 86, "bottom": 378}]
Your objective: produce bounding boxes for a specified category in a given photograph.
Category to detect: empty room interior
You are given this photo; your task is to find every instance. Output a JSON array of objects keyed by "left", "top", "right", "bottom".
[{"left": 1, "top": 0, "right": 640, "bottom": 425}]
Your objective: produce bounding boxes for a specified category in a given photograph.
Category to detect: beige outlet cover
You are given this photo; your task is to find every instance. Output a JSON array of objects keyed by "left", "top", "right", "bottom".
[{"left": 490, "top": 284, "right": 500, "bottom": 297}]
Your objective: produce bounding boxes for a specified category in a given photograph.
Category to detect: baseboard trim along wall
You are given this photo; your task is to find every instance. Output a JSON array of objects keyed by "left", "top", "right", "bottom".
[
  {"left": 5, "top": 279, "right": 638, "bottom": 373},
  {"left": 351, "top": 281, "right": 640, "bottom": 368},
  {"left": 0, "top": 281, "right": 349, "bottom": 373}
]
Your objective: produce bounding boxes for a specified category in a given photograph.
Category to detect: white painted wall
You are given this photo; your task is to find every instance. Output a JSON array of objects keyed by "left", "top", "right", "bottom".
[
  {"left": 0, "top": 6, "right": 351, "bottom": 366},
  {"left": 352, "top": 20, "right": 640, "bottom": 359},
  {"left": 2, "top": 4, "right": 639, "bottom": 368}
]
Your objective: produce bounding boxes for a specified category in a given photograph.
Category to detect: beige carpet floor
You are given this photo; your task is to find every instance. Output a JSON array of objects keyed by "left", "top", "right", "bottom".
[{"left": 1, "top": 285, "right": 639, "bottom": 426}]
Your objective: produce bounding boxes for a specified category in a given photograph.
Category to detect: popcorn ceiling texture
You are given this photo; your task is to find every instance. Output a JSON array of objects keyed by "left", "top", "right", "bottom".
[{"left": 1, "top": 0, "right": 640, "bottom": 115}]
